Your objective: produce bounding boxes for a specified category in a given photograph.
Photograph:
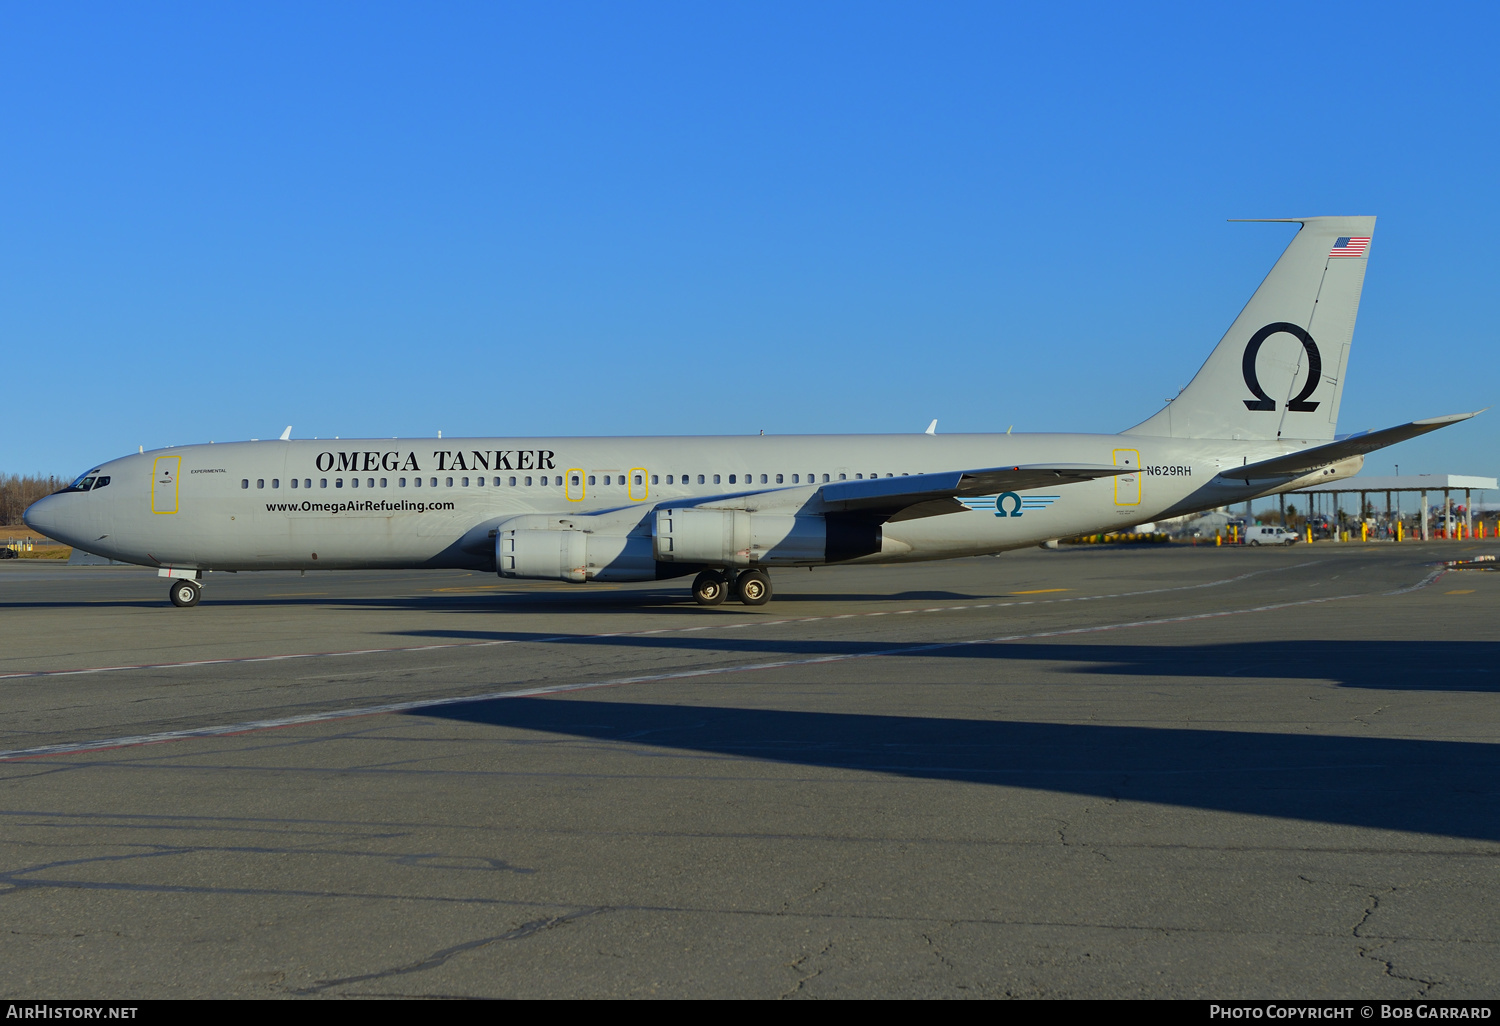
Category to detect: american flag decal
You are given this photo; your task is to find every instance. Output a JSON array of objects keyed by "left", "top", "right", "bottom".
[{"left": 1329, "top": 236, "right": 1371, "bottom": 258}]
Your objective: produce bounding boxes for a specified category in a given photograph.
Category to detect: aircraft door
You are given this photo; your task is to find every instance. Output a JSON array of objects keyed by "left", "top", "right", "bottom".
[
  {"left": 628, "top": 468, "right": 649, "bottom": 502},
  {"left": 152, "top": 456, "right": 182, "bottom": 514},
  {"left": 1112, "top": 448, "right": 1141, "bottom": 506}
]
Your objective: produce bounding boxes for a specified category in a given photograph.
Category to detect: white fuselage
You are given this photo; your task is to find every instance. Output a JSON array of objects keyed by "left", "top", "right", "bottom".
[{"left": 26, "top": 431, "right": 1331, "bottom": 575}]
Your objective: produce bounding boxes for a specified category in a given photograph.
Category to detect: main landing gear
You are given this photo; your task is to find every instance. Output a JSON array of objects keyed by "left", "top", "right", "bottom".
[
  {"left": 691, "top": 569, "right": 773, "bottom": 607},
  {"left": 168, "top": 579, "right": 202, "bottom": 608}
]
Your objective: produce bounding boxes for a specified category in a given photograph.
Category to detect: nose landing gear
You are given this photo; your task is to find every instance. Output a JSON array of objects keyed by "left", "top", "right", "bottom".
[{"left": 168, "top": 579, "right": 202, "bottom": 608}]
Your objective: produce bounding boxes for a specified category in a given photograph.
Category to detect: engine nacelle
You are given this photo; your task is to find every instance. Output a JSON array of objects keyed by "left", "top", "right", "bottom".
[
  {"left": 495, "top": 515, "right": 656, "bottom": 582},
  {"left": 652, "top": 508, "right": 879, "bottom": 566}
]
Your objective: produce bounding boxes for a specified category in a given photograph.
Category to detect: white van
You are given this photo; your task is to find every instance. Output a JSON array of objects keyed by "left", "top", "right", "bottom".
[{"left": 1244, "top": 525, "right": 1299, "bottom": 546}]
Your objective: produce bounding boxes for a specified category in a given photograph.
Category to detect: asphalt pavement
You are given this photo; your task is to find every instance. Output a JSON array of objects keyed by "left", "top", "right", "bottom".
[{"left": 0, "top": 542, "right": 1495, "bottom": 998}]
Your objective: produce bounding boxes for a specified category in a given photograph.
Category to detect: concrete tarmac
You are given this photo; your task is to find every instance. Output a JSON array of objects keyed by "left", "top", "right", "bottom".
[{"left": 0, "top": 543, "right": 1496, "bottom": 998}]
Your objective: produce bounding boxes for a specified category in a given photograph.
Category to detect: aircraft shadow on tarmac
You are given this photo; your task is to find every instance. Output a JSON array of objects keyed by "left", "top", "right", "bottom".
[
  {"left": 390, "top": 629, "right": 1500, "bottom": 694},
  {"left": 0, "top": 589, "right": 994, "bottom": 613},
  {"left": 409, "top": 696, "right": 1500, "bottom": 842}
]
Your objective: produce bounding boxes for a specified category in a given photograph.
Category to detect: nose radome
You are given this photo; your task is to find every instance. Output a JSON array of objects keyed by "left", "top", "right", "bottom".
[{"left": 22, "top": 494, "right": 63, "bottom": 542}]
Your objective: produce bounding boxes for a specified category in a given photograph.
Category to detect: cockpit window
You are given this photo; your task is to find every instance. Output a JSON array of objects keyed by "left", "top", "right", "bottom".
[{"left": 61, "top": 469, "right": 106, "bottom": 493}]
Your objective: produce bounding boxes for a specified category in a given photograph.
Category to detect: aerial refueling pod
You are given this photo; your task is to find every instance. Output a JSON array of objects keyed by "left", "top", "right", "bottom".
[
  {"left": 652, "top": 508, "right": 880, "bottom": 566},
  {"left": 495, "top": 515, "right": 656, "bottom": 582}
]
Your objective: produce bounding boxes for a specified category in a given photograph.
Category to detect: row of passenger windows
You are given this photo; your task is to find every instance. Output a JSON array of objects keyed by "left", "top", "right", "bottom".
[{"left": 241, "top": 471, "right": 908, "bottom": 490}]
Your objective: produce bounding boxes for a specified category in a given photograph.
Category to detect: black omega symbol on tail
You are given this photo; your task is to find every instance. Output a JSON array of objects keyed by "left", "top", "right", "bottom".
[{"left": 1242, "top": 322, "right": 1322, "bottom": 412}]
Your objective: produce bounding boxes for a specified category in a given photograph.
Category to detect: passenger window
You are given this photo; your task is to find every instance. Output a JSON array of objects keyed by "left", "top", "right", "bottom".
[
  {"left": 791, "top": 474, "right": 798, "bottom": 483},
  {"left": 291, "top": 479, "right": 299, "bottom": 489},
  {"left": 475, "top": 477, "right": 483, "bottom": 487},
  {"left": 713, "top": 474, "right": 721, "bottom": 484},
  {"left": 588, "top": 475, "right": 596, "bottom": 486},
  {"left": 494, "top": 477, "right": 501, "bottom": 486},
  {"left": 336, "top": 479, "right": 344, "bottom": 488},
  {"left": 855, "top": 474, "right": 863, "bottom": 480},
  {"left": 762, "top": 474, "right": 769, "bottom": 484},
  {"left": 776, "top": 474, "right": 783, "bottom": 484},
  {"left": 241, "top": 479, "right": 249, "bottom": 489},
  {"left": 430, "top": 478, "right": 437, "bottom": 487},
  {"left": 728, "top": 474, "right": 736, "bottom": 484},
  {"left": 271, "top": 479, "right": 279, "bottom": 488},
  {"left": 697, "top": 474, "right": 705, "bottom": 484},
  {"left": 305, "top": 479, "right": 311, "bottom": 488},
  {"left": 462, "top": 477, "right": 469, "bottom": 487},
  {"left": 320, "top": 479, "right": 327, "bottom": 488},
  {"left": 665, "top": 475, "right": 672, "bottom": 484},
  {"left": 446, "top": 477, "right": 453, "bottom": 487},
  {"left": 636, "top": 474, "right": 644, "bottom": 485},
  {"left": 571, "top": 474, "right": 580, "bottom": 486},
  {"left": 525, "top": 476, "right": 533, "bottom": 486},
  {"left": 508, "top": 477, "right": 516, "bottom": 486},
  {"left": 380, "top": 478, "right": 387, "bottom": 487},
  {"left": 257, "top": 479, "right": 265, "bottom": 488},
  {"left": 413, "top": 477, "right": 421, "bottom": 487},
  {"left": 399, "top": 478, "right": 406, "bottom": 487},
  {"left": 351, "top": 478, "right": 358, "bottom": 488}
]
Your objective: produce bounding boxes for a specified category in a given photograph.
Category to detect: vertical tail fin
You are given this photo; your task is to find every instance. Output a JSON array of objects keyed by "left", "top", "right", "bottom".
[{"left": 1127, "top": 216, "right": 1375, "bottom": 441}]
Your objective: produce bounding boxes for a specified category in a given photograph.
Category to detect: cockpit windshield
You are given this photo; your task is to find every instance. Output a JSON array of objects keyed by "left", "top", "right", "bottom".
[{"left": 61, "top": 470, "right": 109, "bottom": 493}]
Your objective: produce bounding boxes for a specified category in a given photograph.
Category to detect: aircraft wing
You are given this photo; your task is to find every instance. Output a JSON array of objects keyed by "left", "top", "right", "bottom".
[
  {"left": 1231, "top": 412, "right": 1481, "bottom": 480},
  {"left": 816, "top": 464, "right": 1132, "bottom": 522}
]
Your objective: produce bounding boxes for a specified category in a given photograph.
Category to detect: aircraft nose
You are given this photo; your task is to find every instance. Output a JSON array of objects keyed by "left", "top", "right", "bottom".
[{"left": 22, "top": 494, "right": 66, "bottom": 542}]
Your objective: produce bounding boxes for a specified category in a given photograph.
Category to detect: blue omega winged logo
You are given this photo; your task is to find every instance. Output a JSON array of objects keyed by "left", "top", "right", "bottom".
[{"left": 960, "top": 493, "right": 1060, "bottom": 518}]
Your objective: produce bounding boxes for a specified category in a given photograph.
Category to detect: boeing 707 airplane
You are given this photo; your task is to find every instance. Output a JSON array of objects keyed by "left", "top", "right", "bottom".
[{"left": 24, "top": 216, "right": 1479, "bottom": 607}]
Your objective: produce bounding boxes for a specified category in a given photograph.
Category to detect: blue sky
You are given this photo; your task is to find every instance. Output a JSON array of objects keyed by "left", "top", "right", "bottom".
[{"left": 2, "top": 2, "right": 1495, "bottom": 486}]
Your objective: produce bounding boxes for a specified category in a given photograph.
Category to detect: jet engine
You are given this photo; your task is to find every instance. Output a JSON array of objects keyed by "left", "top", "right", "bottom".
[
  {"left": 652, "top": 508, "right": 879, "bottom": 566},
  {"left": 495, "top": 515, "right": 656, "bottom": 582}
]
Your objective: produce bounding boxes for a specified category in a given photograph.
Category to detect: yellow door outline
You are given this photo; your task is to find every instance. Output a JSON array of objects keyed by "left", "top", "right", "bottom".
[
  {"left": 566, "top": 468, "right": 585, "bottom": 502},
  {"left": 152, "top": 455, "right": 181, "bottom": 514},
  {"left": 629, "top": 467, "right": 649, "bottom": 502},
  {"left": 1112, "top": 448, "right": 1141, "bottom": 506}
]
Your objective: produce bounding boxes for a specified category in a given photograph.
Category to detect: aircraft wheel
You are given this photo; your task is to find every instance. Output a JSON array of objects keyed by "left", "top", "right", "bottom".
[
  {"left": 168, "top": 580, "right": 201, "bottom": 608},
  {"left": 1249, "top": 540, "right": 1260, "bottom": 546},
  {"left": 736, "top": 569, "right": 772, "bottom": 606},
  {"left": 692, "top": 570, "right": 728, "bottom": 606}
]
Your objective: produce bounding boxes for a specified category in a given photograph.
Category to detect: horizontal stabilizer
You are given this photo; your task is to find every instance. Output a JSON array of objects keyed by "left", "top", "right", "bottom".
[
  {"left": 1232, "top": 412, "right": 1481, "bottom": 480},
  {"left": 819, "top": 464, "right": 1132, "bottom": 521}
]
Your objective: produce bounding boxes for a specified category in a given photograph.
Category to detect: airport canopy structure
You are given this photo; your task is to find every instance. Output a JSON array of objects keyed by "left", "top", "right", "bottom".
[
  {"left": 1318, "top": 474, "right": 1497, "bottom": 493},
  {"left": 1273, "top": 473, "right": 1497, "bottom": 541}
]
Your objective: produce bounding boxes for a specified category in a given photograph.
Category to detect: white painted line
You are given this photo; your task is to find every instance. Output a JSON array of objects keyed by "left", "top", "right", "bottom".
[{"left": 0, "top": 568, "right": 1444, "bottom": 763}]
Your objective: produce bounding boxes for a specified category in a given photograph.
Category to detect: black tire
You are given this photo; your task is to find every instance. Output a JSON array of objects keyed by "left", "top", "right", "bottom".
[
  {"left": 692, "top": 570, "right": 728, "bottom": 606},
  {"left": 169, "top": 580, "right": 201, "bottom": 608},
  {"left": 1249, "top": 540, "right": 1260, "bottom": 546},
  {"left": 736, "top": 570, "right": 772, "bottom": 606}
]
